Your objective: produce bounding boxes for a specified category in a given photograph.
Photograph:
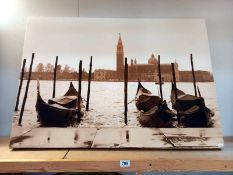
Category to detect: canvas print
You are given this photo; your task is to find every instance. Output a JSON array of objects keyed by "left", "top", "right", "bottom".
[{"left": 10, "top": 18, "right": 223, "bottom": 149}]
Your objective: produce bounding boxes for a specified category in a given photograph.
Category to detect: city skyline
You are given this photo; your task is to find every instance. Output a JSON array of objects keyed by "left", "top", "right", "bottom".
[
  {"left": 22, "top": 34, "right": 214, "bottom": 82},
  {"left": 22, "top": 17, "right": 213, "bottom": 73}
]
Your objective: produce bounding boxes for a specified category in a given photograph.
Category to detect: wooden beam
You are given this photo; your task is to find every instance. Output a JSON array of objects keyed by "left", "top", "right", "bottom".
[
  {"left": 86, "top": 56, "right": 92, "bottom": 111},
  {"left": 171, "top": 63, "right": 180, "bottom": 124},
  {"left": 158, "top": 55, "right": 163, "bottom": 100},
  {"left": 190, "top": 53, "right": 197, "bottom": 96},
  {"left": 197, "top": 86, "right": 202, "bottom": 97},
  {"left": 52, "top": 56, "right": 58, "bottom": 98},
  {"left": 18, "top": 53, "right": 34, "bottom": 125},
  {"left": 124, "top": 57, "right": 128, "bottom": 125},
  {"left": 77, "top": 60, "right": 82, "bottom": 122},
  {"left": 15, "top": 59, "right": 26, "bottom": 111}
]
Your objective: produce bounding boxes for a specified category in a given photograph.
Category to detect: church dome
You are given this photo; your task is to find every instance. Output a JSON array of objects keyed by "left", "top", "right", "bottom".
[{"left": 148, "top": 54, "right": 158, "bottom": 65}]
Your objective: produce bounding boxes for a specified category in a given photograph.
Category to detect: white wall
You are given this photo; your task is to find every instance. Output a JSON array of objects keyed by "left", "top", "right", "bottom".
[{"left": 0, "top": 0, "right": 232, "bottom": 136}]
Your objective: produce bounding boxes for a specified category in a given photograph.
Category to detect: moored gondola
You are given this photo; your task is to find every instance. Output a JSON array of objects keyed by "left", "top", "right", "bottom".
[
  {"left": 48, "top": 82, "right": 83, "bottom": 109},
  {"left": 136, "top": 81, "right": 162, "bottom": 112},
  {"left": 36, "top": 81, "right": 84, "bottom": 127},
  {"left": 170, "top": 82, "right": 214, "bottom": 127},
  {"left": 135, "top": 81, "right": 175, "bottom": 127}
]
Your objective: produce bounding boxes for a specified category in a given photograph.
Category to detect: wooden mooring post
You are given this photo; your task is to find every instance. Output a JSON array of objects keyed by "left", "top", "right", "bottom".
[
  {"left": 86, "top": 56, "right": 92, "bottom": 111},
  {"left": 52, "top": 56, "right": 58, "bottom": 98},
  {"left": 197, "top": 86, "right": 202, "bottom": 97},
  {"left": 158, "top": 55, "right": 163, "bottom": 101},
  {"left": 171, "top": 62, "right": 180, "bottom": 124},
  {"left": 124, "top": 57, "right": 128, "bottom": 125},
  {"left": 18, "top": 53, "right": 34, "bottom": 125},
  {"left": 190, "top": 53, "right": 197, "bottom": 96},
  {"left": 77, "top": 60, "right": 82, "bottom": 122},
  {"left": 15, "top": 59, "right": 26, "bottom": 111}
]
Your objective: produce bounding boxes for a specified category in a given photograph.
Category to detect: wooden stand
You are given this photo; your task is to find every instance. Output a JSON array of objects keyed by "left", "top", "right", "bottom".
[{"left": 0, "top": 137, "right": 232, "bottom": 173}]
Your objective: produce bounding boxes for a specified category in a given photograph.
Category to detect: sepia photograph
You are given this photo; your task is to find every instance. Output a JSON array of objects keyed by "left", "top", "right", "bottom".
[{"left": 10, "top": 18, "right": 223, "bottom": 149}]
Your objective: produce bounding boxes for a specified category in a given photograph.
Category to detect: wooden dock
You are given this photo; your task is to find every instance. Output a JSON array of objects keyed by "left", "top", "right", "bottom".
[{"left": 10, "top": 126, "right": 223, "bottom": 149}]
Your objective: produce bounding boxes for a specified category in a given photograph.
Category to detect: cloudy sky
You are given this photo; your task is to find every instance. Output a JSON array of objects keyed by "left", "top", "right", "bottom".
[{"left": 22, "top": 17, "right": 212, "bottom": 72}]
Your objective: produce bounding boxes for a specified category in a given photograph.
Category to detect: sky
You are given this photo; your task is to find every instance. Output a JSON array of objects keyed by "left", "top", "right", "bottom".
[{"left": 22, "top": 17, "right": 213, "bottom": 72}]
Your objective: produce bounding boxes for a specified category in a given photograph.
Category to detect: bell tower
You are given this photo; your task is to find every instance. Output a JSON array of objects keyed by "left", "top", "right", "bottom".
[{"left": 116, "top": 33, "right": 124, "bottom": 80}]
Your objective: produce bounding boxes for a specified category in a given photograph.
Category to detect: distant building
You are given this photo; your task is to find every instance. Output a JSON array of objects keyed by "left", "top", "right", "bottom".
[
  {"left": 160, "top": 62, "right": 180, "bottom": 82},
  {"left": 116, "top": 34, "right": 180, "bottom": 81},
  {"left": 127, "top": 56, "right": 180, "bottom": 82},
  {"left": 94, "top": 69, "right": 116, "bottom": 81},
  {"left": 128, "top": 55, "right": 158, "bottom": 81},
  {"left": 92, "top": 33, "right": 212, "bottom": 82},
  {"left": 23, "top": 72, "right": 89, "bottom": 80},
  {"left": 179, "top": 71, "right": 213, "bottom": 82},
  {"left": 116, "top": 33, "right": 124, "bottom": 80}
]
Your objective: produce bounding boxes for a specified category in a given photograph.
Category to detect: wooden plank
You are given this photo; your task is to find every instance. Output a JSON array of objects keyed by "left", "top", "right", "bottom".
[
  {"left": 10, "top": 125, "right": 34, "bottom": 138},
  {"left": 92, "top": 127, "right": 174, "bottom": 148},
  {"left": 0, "top": 137, "right": 233, "bottom": 172},
  {"left": 0, "top": 137, "right": 67, "bottom": 161},
  {"left": 10, "top": 126, "right": 223, "bottom": 149},
  {"left": 11, "top": 111, "right": 38, "bottom": 137},
  {"left": 0, "top": 159, "right": 232, "bottom": 173},
  {"left": 160, "top": 128, "right": 224, "bottom": 149},
  {"left": 66, "top": 139, "right": 233, "bottom": 172},
  {"left": 10, "top": 128, "right": 97, "bottom": 149}
]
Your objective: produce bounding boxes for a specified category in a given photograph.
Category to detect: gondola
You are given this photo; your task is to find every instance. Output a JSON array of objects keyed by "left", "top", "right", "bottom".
[
  {"left": 135, "top": 81, "right": 175, "bottom": 127},
  {"left": 136, "top": 81, "right": 162, "bottom": 112},
  {"left": 170, "top": 82, "right": 214, "bottom": 127},
  {"left": 36, "top": 81, "right": 84, "bottom": 127},
  {"left": 48, "top": 82, "right": 83, "bottom": 109}
]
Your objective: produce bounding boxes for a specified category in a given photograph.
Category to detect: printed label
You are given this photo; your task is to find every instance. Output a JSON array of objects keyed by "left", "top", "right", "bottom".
[{"left": 120, "top": 160, "right": 131, "bottom": 167}]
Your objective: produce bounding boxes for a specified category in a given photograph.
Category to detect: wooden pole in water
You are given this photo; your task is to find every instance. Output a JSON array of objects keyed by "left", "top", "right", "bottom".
[
  {"left": 86, "top": 56, "right": 92, "bottom": 111},
  {"left": 77, "top": 60, "right": 82, "bottom": 122},
  {"left": 197, "top": 86, "right": 202, "bottom": 97},
  {"left": 18, "top": 53, "right": 35, "bottom": 125},
  {"left": 190, "top": 53, "right": 197, "bottom": 96},
  {"left": 171, "top": 63, "right": 180, "bottom": 124},
  {"left": 158, "top": 55, "right": 163, "bottom": 101},
  {"left": 124, "top": 57, "right": 128, "bottom": 125},
  {"left": 52, "top": 56, "right": 58, "bottom": 98},
  {"left": 15, "top": 59, "right": 26, "bottom": 111}
]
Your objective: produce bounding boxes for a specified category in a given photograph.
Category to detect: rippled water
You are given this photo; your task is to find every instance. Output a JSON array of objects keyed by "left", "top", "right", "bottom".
[{"left": 14, "top": 80, "right": 220, "bottom": 128}]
